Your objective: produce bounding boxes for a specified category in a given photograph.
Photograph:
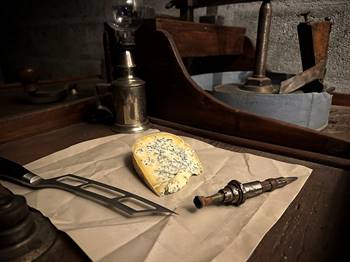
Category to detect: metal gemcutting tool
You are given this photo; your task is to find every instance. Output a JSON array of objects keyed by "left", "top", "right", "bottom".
[
  {"left": 0, "top": 157, "right": 175, "bottom": 216},
  {"left": 194, "top": 177, "right": 297, "bottom": 208}
]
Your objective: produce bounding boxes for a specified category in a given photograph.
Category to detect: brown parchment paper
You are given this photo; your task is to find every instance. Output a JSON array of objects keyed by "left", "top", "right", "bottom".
[{"left": 1, "top": 129, "right": 312, "bottom": 262}]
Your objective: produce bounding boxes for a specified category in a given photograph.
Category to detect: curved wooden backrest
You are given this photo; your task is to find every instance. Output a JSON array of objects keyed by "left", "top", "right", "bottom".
[
  {"left": 135, "top": 17, "right": 350, "bottom": 165},
  {"left": 141, "top": 17, "right": 255, "bottom": 75},
  {"left": 155, "top": 18, "right": 246, "bottom": 58}
]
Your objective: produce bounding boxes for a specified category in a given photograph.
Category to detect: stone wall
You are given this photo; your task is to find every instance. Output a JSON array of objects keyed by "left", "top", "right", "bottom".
[
  {"left": 1, "top": 1, "right": 106, "bottom": 82},
  {"left": 1, "top": 0, "right": 349, "bottom": 92},
  {"left": 217, "top": 0, "right": 350, "bottom": 92},
  {"left": 156, "top": 0, "right": 350, "bottom": 92}
]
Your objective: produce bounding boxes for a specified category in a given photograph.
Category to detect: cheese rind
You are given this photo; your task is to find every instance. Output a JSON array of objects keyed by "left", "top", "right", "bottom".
[{"left": 132, "top": 132, "right": 203, "bottom": 196}]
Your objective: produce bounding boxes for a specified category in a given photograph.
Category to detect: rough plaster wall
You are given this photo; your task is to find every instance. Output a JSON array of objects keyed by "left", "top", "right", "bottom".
[
  {"left": 1, "top": 1, "right": 106, "bottom": 81},
  {"left": 1, "top": 0, "right": 349, "bottom": 92},
  {"left": 218, "top": 0, "right": 350, "bottom": 92},
  {"left": 153, "top": 0, "right": 350, "bottom": 92},
  {"left": 0, "top": 0, "right": 166, "bottom": 82}
]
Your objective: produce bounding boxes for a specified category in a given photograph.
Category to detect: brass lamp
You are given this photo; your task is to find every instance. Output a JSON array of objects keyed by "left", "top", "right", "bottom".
[{"left": 104, "top": 0, "right": 149, "bottom": 133}]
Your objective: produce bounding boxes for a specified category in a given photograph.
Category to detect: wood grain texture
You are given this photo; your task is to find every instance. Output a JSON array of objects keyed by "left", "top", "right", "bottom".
[
  {"left": 150, "top": 117, "right": 350, "bottom": 169},
  {"left": 183, "top": 36, "right": 256, "bottom": 75},
  {"left": 0, "top": 75, "right": 99, "bottom": 91},
  {"left": 135, "top": 23, "right": 350, "bottom": 158},
  {"left": 0, "top": 122, "right": 348, "bottom": 261},
  {"left": 249, "top": 166, "right": 350, "bottom": 261},
  {"left": 169, "top": 0, "right": 260, "bottom": 8},
  {"left": 138, "top": 123, "right": 350, "bottom": 262},
  {"left": 297, "top": 21, "right": 332, "bottom": 92},
  {"left": 155, "top": 18, "right": 246, "bottom": 57},
  {"left": 0, "top": 123, "right": 113, "bottom": 165},
  {"left": 0, "top": 97, "right": 96, "bottom": 144},
  {"left": 332, "top": 92, "right": 350, "bottom": 107},
  {"left": 323, "top": 105, "right": 350, "bottom": 142}
]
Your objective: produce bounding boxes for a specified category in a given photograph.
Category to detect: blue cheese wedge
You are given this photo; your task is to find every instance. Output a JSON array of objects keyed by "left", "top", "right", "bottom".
[{"left": 132, "top": 132, "right": 203, "bottom": 196}]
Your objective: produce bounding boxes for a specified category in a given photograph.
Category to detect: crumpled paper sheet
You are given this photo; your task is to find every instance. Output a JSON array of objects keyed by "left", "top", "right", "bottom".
[{"left": 1, "top": 129, "right": 312, "bottom": 262}]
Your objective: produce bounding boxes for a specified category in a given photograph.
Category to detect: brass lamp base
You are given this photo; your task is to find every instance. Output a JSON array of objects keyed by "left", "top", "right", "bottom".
[
  {"left": 111, "top": 119, "right": 150, "bottom": 133},
  {"left": 240, "top": 76, "right": 276, "bottom": 94}
]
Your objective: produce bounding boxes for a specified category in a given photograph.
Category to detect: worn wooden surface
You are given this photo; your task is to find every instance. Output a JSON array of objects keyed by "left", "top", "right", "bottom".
[
  {"left": 323, "top": 105, "right": 350, "bottom": 142},
  {"left": 154, "top": 18, "right": 246, "bottom": 57},
  {"left": 0, "top": 75, "right": 99, "bottom": 91},
  {"left": 136, "top": 24, "right": 350, "bottom": 158},
  {"left": 0, "top": 78, "right": 98, "bottom": 117},
  {"left": 0, "top": 122, "right": 348, "bottom": 261},
  {"left": 0, "top": 87, "right": 349, "bottom": 165},
  {"left": 297, "top": 21, "right": 331, "bottom": 93},
  {"left": 183, "top": 36, "right": 256, "bottom": 75},
  {"left": 0, "top": 97, "right": 96, "bottom": 144},
  {"left": 0, "top": 79, "right": 105, "bottom": 144},
  {"left": 332, "top": 92, "right": 350, "bottom": 107},
  {"left": 150, "top": 117, "right": 350, "bottom": 169},
  {"left": 168, "top": 0, "right": 260, "bottom": 9}
]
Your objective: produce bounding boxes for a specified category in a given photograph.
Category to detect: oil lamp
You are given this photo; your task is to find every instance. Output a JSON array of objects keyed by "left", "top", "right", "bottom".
[
  {"left": 106, "top": 0, "right": 144, "bottom": 46},
  {"left": 103, "top": 0, "right": 149, "bottom": 133}
]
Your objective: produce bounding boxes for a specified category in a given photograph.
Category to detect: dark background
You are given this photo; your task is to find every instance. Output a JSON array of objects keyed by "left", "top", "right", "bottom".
[{"left": 0, "top": 0, "right": 349, "bottom": 92}]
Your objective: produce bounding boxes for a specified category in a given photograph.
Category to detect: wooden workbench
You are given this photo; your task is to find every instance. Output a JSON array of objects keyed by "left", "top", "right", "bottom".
[{"left": 0, "top": 120, "right": 349, "bottom": 261}]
